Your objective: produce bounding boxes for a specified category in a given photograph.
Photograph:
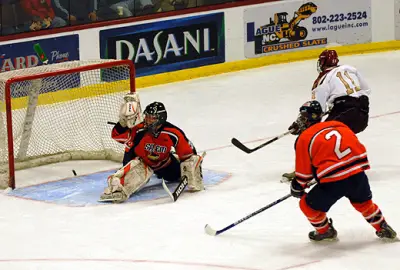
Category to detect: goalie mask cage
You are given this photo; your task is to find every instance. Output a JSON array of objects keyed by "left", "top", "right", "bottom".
[{"left": 0, "top": 59, "right": 136, "bottom": 189}]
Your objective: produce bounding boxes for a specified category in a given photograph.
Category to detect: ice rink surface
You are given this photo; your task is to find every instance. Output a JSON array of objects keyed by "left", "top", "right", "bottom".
[{"left": 1, "top": 51, "right": 400, "bottom": 270}]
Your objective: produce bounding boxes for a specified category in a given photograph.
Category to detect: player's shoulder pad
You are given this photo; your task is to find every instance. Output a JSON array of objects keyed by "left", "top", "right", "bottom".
[
  {"left": 161, "top": 122, "right": 190, "bottom": 145},
  {"left": 162, "top": 122, "right": 186, "bottom": 135},
  {"left": 339, "top": 64, "right": 357, "bottom": 71},
  {"left": 302, "top": 120, "right": 347, "bottom": 142}
]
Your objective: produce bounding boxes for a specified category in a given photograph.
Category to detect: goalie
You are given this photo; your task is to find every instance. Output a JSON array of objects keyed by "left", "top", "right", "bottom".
[{"left": 100, "top": 94, "right": 204, "bottom": 203}]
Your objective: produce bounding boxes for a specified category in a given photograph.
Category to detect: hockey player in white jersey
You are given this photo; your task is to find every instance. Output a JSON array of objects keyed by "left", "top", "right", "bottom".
[
  {"left": 283, "top": 49, "right": 371, "bottom": 182},
  {"left": 290, "top": 49, "right": 371, "bottom": 134},
  {"left": 310, "top": 49, "right": 370, "bottom": 133}
]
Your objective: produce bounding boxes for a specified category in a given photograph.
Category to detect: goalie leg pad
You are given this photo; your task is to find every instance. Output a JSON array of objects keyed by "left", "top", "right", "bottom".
[
  {"left": 180, "top": 154, "right": 204, "bottom": 192},
  {"left": 100, "top": 158, "right": 153, "bottom": 202}
]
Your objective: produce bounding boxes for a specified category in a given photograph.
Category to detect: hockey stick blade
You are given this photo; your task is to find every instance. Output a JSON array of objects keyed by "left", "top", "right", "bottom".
[
  {"left": 231, "top": 138, "right": 253, "bottom": 153},
  {"left": 161, "top": 178, "right": 175, "bottom": 202},
  {"left": 231, "top": 130, "right": 292, "bottom": 154},
  {"left": 171, "top": 176, "right": 188, "bottom": 201},
  {"left": 204, "top": 224, "right": 218, "bottom": 236}
]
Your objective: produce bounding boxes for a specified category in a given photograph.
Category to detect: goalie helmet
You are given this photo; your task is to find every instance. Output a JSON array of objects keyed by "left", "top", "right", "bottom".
[
  {"left": 143, "top": 102, "right": 167, "bottom": 136},
  {"left": 297, "top": 100, "right": 323, "bottom": 131},
  {"left": 317, "top": 49, "right": 339, "bottom": 73}
]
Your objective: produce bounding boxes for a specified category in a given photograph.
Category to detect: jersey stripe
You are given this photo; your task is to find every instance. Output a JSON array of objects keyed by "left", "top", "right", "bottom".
[
  {"left": 317, "top": 153, "right": 368, "bottom": 178},
  {"left": 161, "top": 131, "right": 179, "bottom": 147},
  {"left": 308, "top": 127, "right": 334, "bottom": 158},
  {"left": 323, "top": 162, "right": 370, "bottom": 180}
]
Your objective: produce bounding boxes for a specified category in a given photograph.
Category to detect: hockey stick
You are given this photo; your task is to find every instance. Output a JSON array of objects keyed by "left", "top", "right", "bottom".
[
  {"left": 204, "top": 193, "right": 292, "bottom": 236},
  {"left": 231, "top": 130, "right": 293, "bottom": 154},
  {"left": 162, "top": 175, "right": 188, "bottom": 202},
  {"left": 205, "top": 180, "right": 317, "bottom": 236},
  {"left": 162, "top": 152, "right": 207, "bottom": 202}
]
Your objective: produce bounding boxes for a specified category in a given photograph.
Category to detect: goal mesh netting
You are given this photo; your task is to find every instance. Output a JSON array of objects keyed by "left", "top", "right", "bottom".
[{"left": 0, "top": 59, "right": 137, "bottom": 189}]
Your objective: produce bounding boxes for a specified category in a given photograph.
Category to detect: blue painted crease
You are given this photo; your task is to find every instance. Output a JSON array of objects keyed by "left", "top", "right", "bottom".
[{"left": 7, "top": 169, "right": 229, "bottom": 206}]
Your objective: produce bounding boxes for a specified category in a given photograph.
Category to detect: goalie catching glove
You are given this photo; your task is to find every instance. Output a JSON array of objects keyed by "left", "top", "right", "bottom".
[{"left": 119, "top": 92, "right": 143, "bottom": 128}]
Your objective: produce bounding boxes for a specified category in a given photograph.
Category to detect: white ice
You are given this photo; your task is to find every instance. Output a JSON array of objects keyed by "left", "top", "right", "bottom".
[{"left": 1, "top": 51, "right": 400, "bottom": 270}]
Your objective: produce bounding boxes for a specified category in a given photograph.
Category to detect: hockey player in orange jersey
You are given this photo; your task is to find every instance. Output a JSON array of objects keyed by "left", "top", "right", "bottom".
[
  {"left": 290, "top": 100, "right": 396, "bottom": 241},
  {"left": 99, "top": 93, "right": 204, "bottom": 203}
]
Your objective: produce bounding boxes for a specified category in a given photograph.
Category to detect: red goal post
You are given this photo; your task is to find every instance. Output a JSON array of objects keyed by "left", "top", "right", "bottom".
[{"left": 0, "top": 59, "right": 137, "bottom": 189}]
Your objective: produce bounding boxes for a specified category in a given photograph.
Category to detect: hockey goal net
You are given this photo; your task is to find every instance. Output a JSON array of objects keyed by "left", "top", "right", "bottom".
[{"left": 0, "top": 59, "right": 137, "bottom": 189}]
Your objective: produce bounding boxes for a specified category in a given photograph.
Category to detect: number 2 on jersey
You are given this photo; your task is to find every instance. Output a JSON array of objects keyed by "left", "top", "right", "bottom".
[
  {"left": 325, "top": 130, "right": 351, "bottom": 159},
  {"left": 336, "top": 71, "right": 361, "bottom": 95}
]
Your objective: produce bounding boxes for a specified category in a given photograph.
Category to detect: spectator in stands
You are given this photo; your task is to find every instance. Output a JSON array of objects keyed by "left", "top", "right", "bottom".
[
  {"left": 52, "top": 0, "right": 97, "bottom": 25},
  {"left": 153, "top": 0, "right": 196, "bottom": 12},
  {"left": 97, "top": 0, "right": 134, "bottom": 19},
  {"left": 135, "top": 0, "right": 155, "bottom": 15},
  {"left": 0, "top": 0, "right": 28, "bottom": 34},
  {"left": 21, "top": 0, "right": 66, "bottom": 30},
  {"left": 97, "top": 0, "right": 154, "bottom": 19}
]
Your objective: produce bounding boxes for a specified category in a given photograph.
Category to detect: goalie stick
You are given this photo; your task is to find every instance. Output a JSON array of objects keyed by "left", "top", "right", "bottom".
[
  {"left": 231, "top": 130, "right": 293, "bottom": 154},
  {"left": 162, "top": 152, "right": 207, "bottom": 202},
  {"left": 204, "top": 180, "right": 316, "bottom": 236},
  {"left": 162, "top": 175, "right": 188, "bottom": 202}
]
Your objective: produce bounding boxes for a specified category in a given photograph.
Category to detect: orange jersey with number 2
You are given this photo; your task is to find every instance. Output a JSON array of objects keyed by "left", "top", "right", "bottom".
[{"left": 295, "top": 120, "right": 370, "bottom": 186}]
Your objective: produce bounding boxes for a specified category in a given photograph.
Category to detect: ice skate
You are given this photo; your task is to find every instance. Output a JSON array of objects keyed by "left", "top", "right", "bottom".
[
  {"left": 309, "top": 219, "right": 338, "bottom": 242},
  {"left": 376, "top": 221, "right": 397, "bottom": 240}
]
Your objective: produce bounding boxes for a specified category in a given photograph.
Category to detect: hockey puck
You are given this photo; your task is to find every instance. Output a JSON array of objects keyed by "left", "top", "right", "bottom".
[{"left": 72, "top": 170, "right": 77, "bottom": 176}]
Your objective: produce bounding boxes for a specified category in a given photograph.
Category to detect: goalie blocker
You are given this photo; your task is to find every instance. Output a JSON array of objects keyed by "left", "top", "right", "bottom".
[{"left": 100, "top": 100, "right": 204, "bottom": 203}]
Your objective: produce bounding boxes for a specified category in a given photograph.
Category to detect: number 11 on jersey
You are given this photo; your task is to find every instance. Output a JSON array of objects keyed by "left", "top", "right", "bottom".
[{"left": 336, "top": 71, "right": 361, "bottom": 95}]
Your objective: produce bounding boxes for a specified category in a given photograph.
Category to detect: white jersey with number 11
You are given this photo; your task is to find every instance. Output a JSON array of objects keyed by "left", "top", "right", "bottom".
[{"left": 311, "top": 65, "right": 371, "bottom": 112}]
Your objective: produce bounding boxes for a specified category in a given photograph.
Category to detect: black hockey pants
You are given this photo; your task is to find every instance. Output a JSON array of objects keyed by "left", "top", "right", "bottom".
[{"left": 325, "top": 95, "right": 369, "bottom": 134}]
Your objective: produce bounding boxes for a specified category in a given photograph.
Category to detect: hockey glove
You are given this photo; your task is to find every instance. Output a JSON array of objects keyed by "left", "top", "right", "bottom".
[
  {"left": 119, "top": 93, "right": 142, "bottom": 128},
  {"left": 290, "top": 178, "right": 305, "bottom": 198},
  {"left": 289, "top": 112, "right": 309, "bottom": 135},
  {"left": 288, "top": 121, "right": 301, "bottom": 135}
]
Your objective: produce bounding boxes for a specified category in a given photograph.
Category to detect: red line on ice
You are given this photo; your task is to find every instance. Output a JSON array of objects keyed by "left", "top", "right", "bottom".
[{"left": 0, "top": 258, "right": 265, "bottom": 270}]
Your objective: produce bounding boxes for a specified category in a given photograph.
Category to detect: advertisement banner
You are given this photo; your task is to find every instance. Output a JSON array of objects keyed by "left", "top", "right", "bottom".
[
  {"left": 244, "top": 0, "right": 371, "bottom": 58},
  {"left": 0, "top": 35, "right": 80, "bottom": 97},
  {"left": 99, "top": 13, "right": 225, "bottom": 77},
  {"left": 395, "top": 0, "right": 400, "bottom": 40},
  {"left": 0, "top": 35, "right": 79, "bottom": 72}
]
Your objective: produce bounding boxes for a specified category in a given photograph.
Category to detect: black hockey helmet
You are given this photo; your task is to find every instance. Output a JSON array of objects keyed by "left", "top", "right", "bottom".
[
  {"left": 143, "top": 102, "right": 167, "bottom": 136},
  {"left": 298, "top": 100, "right": 323, "bottom": 129}
]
